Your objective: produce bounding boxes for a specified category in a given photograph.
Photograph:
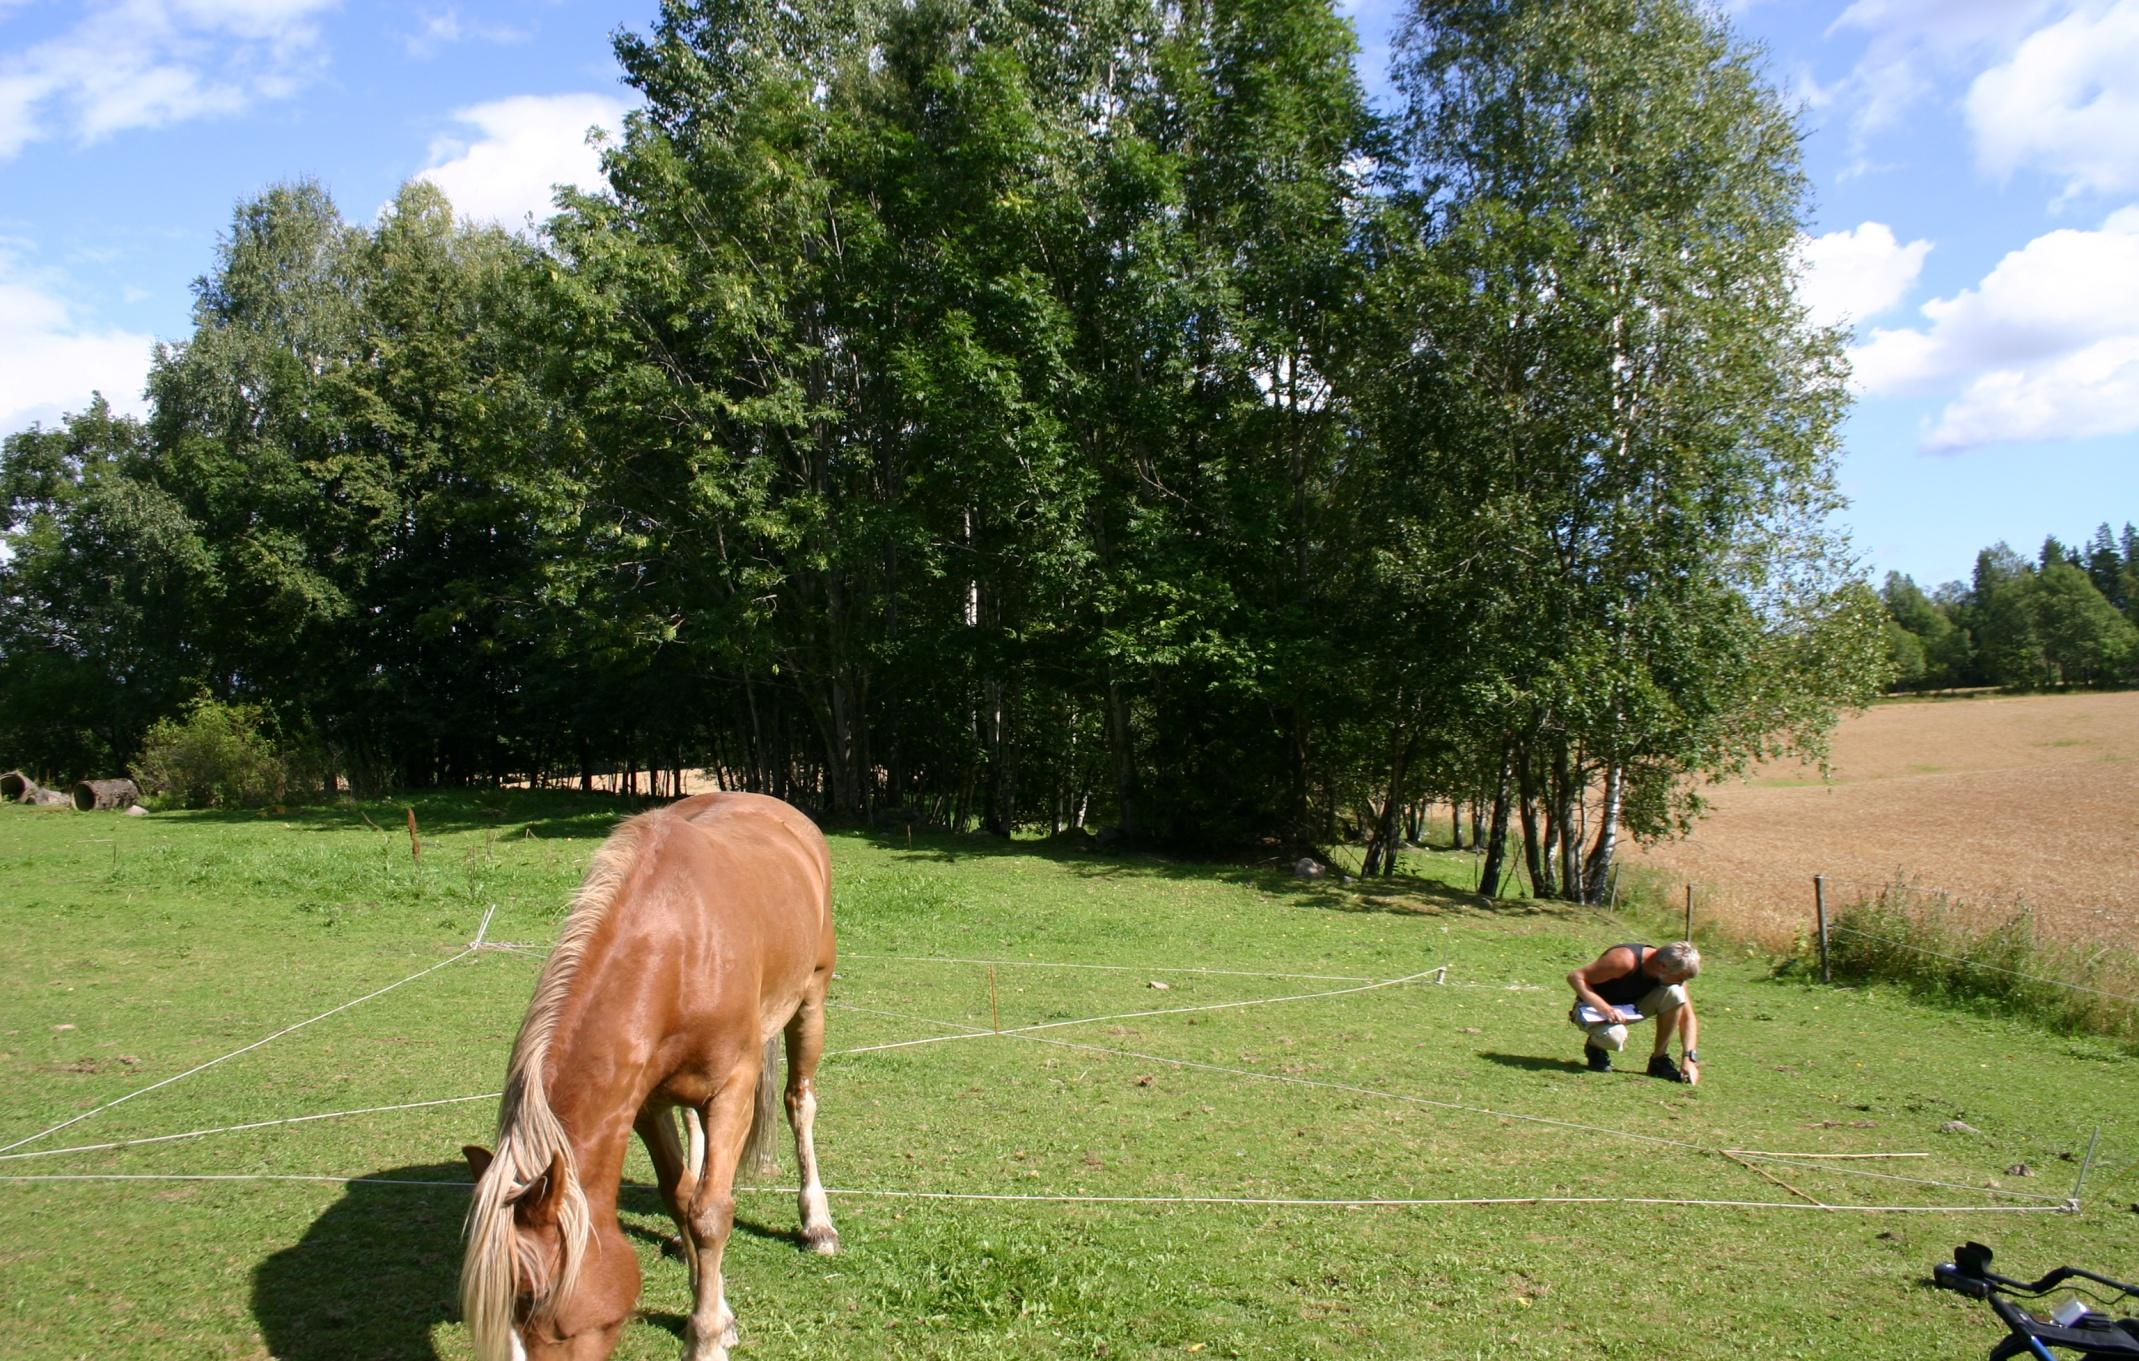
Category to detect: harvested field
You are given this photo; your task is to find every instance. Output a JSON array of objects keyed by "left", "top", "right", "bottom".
[{"left": 1625, "top": 690, "right": 2139, "bottom": 949}]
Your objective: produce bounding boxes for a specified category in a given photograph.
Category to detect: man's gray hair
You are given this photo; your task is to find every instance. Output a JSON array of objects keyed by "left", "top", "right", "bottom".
[{"left": 1656, "top": 941, "right": 1702, "bottom": 978}]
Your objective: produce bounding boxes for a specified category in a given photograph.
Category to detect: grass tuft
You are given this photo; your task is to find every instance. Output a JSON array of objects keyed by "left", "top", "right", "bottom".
[{"left": 1820, "top": 883, "right": 2139, "bottom": 1046}]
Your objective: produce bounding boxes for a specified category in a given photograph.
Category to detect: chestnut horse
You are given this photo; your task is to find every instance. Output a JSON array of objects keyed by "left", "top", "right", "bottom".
[{"left": 460, "top": 792, "right": 840, "bottom": 1361}]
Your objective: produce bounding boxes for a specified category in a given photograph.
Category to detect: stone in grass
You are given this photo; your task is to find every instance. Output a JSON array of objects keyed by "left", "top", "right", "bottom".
[
  {"left": 1293, "top": 858, "right": 1326, "bottom": 881},
  {"left": 1940, "top": 1120, "right": 1981, "bottom": 1135},
  {"left": 2005, "top": 1163, "right": 2034, "bottom": 1177},
  {"left": 125, "top": 804, "right": 148, "bottom": 817},
  {"left": 1148, "top": 980, "right": 1170, "bottom": 991}
]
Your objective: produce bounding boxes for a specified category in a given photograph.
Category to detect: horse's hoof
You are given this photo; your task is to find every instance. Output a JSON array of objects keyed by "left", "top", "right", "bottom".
[{"left": 805, "top": 1225, "right": 841, "bottom": 1256}]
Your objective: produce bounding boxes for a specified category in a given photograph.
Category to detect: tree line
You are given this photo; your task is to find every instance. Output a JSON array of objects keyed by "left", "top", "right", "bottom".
[
  {"left": 1879, "top": 527, "right": 2139, "bottom": 692},
  {"left": 0, "top": 0, "right": 1884, "bottom": 893}
]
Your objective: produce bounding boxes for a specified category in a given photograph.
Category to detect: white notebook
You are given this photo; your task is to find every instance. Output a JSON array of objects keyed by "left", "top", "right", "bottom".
[{"left": 1576, "top": 1005, "right": 1642, "bottom": 1025}]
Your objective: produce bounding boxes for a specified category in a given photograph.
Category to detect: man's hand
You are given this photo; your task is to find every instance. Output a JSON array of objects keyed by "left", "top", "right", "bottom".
[
  {"left": 1597, "top": 1005, "right": 1629, "bottom": 1025},
  {"left": 1683, "top": 1059, "right": 1700, "bottom": 1087}
]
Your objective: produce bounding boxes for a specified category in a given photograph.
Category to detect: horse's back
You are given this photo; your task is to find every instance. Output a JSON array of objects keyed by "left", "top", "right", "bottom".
[
  {"left": 601, "top": 796, "right": 832, "bottom": 1058},
  {"left": 665, "top": 792, "right": 831, "bottom": 899}
]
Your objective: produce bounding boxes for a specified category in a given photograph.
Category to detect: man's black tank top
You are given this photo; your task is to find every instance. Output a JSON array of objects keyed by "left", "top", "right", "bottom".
[{"left": 1593, "top": 944, "right": 1653, "bottom": 1006}]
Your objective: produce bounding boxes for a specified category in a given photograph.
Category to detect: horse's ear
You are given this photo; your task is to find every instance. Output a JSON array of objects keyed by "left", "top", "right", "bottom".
[
  {"left": 516, "top": 1149, "right": 570, "bottom": 1227},
  {"left": 462, "top": 1144, "right": 494, "bottom": 1181}
]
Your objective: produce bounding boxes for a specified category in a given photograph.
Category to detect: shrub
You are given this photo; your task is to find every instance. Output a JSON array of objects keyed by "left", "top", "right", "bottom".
[
  {"left": 131, "top": 700, "right": 309, "bottom": 809},
  {"left": 1822, "top": 882, "right": 2139, "bottom": 1046}
]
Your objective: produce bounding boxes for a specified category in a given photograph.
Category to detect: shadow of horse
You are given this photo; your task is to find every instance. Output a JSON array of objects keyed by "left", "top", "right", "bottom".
[
  {"left": 252, "top": 1163, "right": 469, "bottom": 1360},
  {"left": 251, "top": 1169, "right": 812, "bottom": 1361}
]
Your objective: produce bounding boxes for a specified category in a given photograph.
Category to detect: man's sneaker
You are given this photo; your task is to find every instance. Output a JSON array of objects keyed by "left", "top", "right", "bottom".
[
  {"left": 1584, "top": 1043, "right": 1613, "bottom": 1072},
  {"left": 1647, "top": 1053, "right": 1686, "bottom": 1083}
]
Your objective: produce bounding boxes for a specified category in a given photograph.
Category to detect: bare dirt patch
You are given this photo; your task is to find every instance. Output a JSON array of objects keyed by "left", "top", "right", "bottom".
[{"left": 1625, "top": 691, "right": 2139, "bottom": 949}]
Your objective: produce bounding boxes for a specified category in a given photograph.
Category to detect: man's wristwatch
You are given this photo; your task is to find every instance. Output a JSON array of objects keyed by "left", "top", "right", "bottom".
[{"left": 1683, "top": 1049, "right": 1700, "bottom": 1063}]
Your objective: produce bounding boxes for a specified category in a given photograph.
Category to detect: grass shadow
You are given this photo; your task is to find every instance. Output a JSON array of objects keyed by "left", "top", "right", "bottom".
[
  {"left": 1476, "top": 1051, "right": 1589, "bottom": 1075},
  {"left": 252, "top": 1162, "right": 469, "bottom": 1360},
  {"left": 847, "top": 823, "right": 1573, "bottom": 924}
]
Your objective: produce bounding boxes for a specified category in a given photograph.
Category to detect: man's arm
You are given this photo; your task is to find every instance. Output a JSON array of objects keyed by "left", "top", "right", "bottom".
[
  {"left": 1567, "top": 946, "right": 1637, "bottom": 1024},
  {"left": 1680, "top": 997, "right": 1700, "bottom": 1085}
]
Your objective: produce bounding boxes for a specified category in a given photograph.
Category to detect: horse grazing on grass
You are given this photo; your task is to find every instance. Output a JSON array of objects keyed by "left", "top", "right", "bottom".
[{"left": 460, "top": 792, "right": 840, "bottom": 1361}]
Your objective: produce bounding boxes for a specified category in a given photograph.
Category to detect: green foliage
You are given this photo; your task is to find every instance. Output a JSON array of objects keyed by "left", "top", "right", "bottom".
[
  {"left": 1877, "top": 525, "right": 2139, "bottom": 694},
  {"left": 131, "top": 699, "right": 319, "bottom": 808},
  {"left": 3, "top": 0, "right": 1923, "bottom": 867}
]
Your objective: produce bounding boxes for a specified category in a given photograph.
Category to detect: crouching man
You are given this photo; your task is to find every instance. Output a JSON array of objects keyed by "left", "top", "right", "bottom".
[{"left": 1566, "top": 941, "right": 1701, "bottom": 1083}]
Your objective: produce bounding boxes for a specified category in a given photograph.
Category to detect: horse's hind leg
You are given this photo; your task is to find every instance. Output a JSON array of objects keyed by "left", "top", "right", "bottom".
[
  {"left": 635, "top": 1105, "right": 699, "bottom": 1275},
  {"left": 785, "top": 974, "right": 840, "bottom": 1255},
  {"left": 681, "top": 1070, "right": 757, "bottom": 1361}
]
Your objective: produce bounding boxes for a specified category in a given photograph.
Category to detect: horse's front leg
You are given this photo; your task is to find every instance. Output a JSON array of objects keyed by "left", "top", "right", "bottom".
[
  {"left": 635, "top": 1105, "right": 699, "bottom": 1283},
  {"left": 681, "top": 1076, "right": 755, "bottom": 1361}
]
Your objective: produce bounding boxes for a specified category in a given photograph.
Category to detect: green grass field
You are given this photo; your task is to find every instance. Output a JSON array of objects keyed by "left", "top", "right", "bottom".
[{"left": 2, "top": 794, "right": 2134, "bottom": 1360}]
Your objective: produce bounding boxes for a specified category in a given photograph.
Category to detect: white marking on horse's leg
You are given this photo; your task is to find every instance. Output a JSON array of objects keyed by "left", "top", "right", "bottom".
[
  {"left": 788, "top": 1077, "right": 839, "bottom": 1254},
  {"left": 683, "top": 1106, "right": 706, "bottom": 1183}
]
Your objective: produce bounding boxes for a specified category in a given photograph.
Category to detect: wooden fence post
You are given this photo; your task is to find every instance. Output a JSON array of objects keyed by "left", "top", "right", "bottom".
[
  {"left": 1684, "top": 885, "right": 1693, "bottom": 940},
  {"left": 1815, "top": 874, "right": 1830, "bottom": 984}
]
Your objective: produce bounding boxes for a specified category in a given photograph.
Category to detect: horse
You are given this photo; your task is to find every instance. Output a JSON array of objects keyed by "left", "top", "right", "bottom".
[{"left": 460, "top": 792, "right": 841, "bottom": 1361}]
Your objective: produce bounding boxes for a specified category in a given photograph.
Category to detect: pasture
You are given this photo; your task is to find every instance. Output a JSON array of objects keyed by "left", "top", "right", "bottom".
[
  {"left": 2, "top": 794, "right": 2134, "bottom": 1360},
  {"left": 1625, "top": 689, "right": 2139, "bottom": 949}
]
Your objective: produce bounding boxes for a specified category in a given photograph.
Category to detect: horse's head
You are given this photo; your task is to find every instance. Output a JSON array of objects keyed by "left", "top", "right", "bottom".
[{"left": 461, "top": 1144, "right": 641, "bottom": 1361}]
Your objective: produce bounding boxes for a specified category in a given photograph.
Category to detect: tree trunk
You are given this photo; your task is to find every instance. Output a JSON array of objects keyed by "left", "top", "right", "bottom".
[
  {"left": 1364, "top": 731, "right": 1414, "bottom": 878},
  {"left": 1583, "top": 763, "right": 1625, "bottom": 904},
  {"left": 1516, "top": 750, "right": 1549, "bottom": 897},
  {"left": 72, "top": 778, "right": 142, "bottom": 812},
  {"left": 1554, "top": 743, "right": 1581, "bottom": 902},
  {"left": 1104, "top": 677, "right": 1138, "bottom": 842},
  {"left": 1478, "top": 747, "right": 1514, "bottom": 897}
]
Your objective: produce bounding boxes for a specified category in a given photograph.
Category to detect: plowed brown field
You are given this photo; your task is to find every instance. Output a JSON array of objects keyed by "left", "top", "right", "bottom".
[{"left": 1624, "top": 690, "right": 2139, "bottom": 948}]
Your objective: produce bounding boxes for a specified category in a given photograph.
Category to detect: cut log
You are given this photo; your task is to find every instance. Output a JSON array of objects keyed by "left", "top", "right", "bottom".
[
  {"left": 72, "top": 779, "right": 142, "bottom": 812},
  {"left": 2, "top": 769, "right": 36, "bottom": 803}
]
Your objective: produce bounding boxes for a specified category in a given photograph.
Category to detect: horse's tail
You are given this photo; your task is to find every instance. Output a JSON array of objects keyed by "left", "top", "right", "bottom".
[{"left": 741, "top": 1033, "right": 782, "bottom": 1177}]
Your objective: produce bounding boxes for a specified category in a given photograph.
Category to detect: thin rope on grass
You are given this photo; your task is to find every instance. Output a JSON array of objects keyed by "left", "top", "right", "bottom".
[
  {"left": 837, "top": 952, "right": 1378, "bottom": 983},
  {"left": 0, "top": 1172, "right": 2070, "bottom": 1215},
  {"left": 775, "top": 1185, "right": 2068, "bottom": 1215},
  {"left": 0, "top": 1093, "right": 502, "bottom": 1164},
  {"left": 1827, "top": 924, "right": 2139, "bottom": 1005},
  {"left": 0, "top": 946, "right": 480, "bottom": 1157},
  {"left": 0, "top": 1172, "right": 473, "bottom": 1188},
  {"left": 834, "top": 966, "right": 1448, "bottom": 1057}
]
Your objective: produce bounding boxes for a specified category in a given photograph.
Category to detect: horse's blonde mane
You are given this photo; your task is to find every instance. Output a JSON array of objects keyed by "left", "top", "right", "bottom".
[{"left": 461, "top": 813, "right": 657, "bottom": 1361}]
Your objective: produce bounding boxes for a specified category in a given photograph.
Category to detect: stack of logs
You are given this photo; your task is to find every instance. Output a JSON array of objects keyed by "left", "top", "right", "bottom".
[{"left": 2, "top": 770, "right": 141, "bottom": 811}]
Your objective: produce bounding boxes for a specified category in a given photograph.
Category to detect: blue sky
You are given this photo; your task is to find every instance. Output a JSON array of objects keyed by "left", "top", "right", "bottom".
[{"left": 2, "top": 0, "right": 2134, "bottom": 590}]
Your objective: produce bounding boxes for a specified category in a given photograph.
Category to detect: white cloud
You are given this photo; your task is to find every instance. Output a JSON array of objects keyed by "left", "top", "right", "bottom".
[
  {"left": 0, "top": 247, "right": 155, "bottom": 440},
  {"left": 1850, "top": 208, "right": 2139, "bottom": 450},
  {"left": 1794, "top": 222, "right": 1932, "bottom": 331},
  {"left": 415, "top": 94, "right": 630, "bottom": 231},
  {"left": 1824, "top": 0, "right": 2057, "bottom": 157},
  {"left": 1967, "top": 0, "right": 2139, "bottom": 202},
  {"left": 403, "top": 6, "right": 531, "bottom": 60},
  {"left": 0, "top": 0, "right": 332, "bottom": 159}
]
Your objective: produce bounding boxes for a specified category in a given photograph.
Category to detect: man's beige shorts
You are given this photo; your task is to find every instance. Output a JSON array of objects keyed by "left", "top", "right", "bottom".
[{"left": 1570, "top": 982, "right": 1689, "bottom": 1052}]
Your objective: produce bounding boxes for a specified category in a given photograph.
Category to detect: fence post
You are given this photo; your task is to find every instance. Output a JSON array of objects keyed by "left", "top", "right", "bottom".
[
  {"left": 1815, "top": 875, "right": 1830, "bottom": 984},
  {"left": 1684, "top": 885, "right": 1693, "bottom": 940}
]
